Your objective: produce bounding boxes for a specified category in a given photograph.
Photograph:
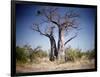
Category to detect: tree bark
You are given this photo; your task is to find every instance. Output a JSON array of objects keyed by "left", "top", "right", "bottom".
[
  {"left": 49, "top": 36, "right": 58, "bottom": 61},
  {"left": 58, "top": 28, "right": 65, "bottom": 61}
]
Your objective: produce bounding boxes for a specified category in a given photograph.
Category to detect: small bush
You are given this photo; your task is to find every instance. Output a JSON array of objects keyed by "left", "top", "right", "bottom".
[
  {"left": 65, "top": 47, "right": 95, "bottom": 62},
  {"left": 16, "top": 47, "right": 28, "bottom": 63},
  {"left": 85, "top": 49, "right": 95, "bottom": 59},
  {"left": 30, "top": 48, "right": 48, "bottom": 62},
  {"left": 65, "top": 48, "right": 77, "bottom": 61},
  {"left": 16, "top": 45, "right": 48, "bottom": 64}
]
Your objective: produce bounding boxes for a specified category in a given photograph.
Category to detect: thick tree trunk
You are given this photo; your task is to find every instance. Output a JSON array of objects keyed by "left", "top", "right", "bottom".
[
  {"left": 49, "top": 36, "right": 58, "bottom": 61},
  {"left": 58, "top": 28, "right": 65, "bottom": 61}
]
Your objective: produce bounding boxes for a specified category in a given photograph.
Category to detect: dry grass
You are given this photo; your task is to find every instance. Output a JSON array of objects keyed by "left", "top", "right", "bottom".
[{"left": 16, "top": 58, "right": 95, "bottom": 73}]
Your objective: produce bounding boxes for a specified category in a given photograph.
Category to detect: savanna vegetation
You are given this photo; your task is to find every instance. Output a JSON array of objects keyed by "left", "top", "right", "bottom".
[
  {"left": 16, "top": 45, "right": 95, "bottom": 73},
  {"left": 16, "top": 45, "right": 48, "bottom": 64},
  {"left": 65, "top": 47, "right": 95, "bottom": 62},
  {"left": 16, "top": 45, "right": 95, "bottom": 63}
]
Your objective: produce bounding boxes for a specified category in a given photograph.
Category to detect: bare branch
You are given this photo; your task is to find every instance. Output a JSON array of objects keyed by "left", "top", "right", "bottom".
[
  {"left": 61, "top": 19, "right": 79, "bottom": 31},
  {"left": 60, "top": 10, "right": 79, "bottom": 30},
  {"left": 32, "top": 23, "right": 49, "bottom": 37},
  {"left": 64, "top": 33, "right": 77, "bottom": 46},
  {"left": 49, "top": 7, "right": 58, "bottom": 14},
  {"left": 40, "top": 7, "right": 60, "bottom": 27},
  {"left": 33, "top": 46, "right": 41, "bottom": 52},
  {"left": 51, "top": 20, "right": 60, "bottom": 26},
  {"left": 65, "top": 10, "right": 80, "bottom": 18}
]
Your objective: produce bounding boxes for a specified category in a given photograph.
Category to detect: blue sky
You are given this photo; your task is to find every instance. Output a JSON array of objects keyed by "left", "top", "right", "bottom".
[{"left": 16, "top": 4, "right": 96, "bottom": 52}]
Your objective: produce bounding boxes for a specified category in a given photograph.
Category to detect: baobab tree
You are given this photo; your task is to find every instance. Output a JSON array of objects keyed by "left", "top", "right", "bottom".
[{"left": 32, "top": 6, "right": 80, "bottom": 61}]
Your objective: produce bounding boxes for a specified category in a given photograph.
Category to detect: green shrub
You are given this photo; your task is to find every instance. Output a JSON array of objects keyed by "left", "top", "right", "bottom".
[
  {"left": 65, "top": 48, "right": 84, "bottom": 61},
  {"left": 30, "top": 48, "right": 48, "bottom": 62},
  {"left": 16, "top": 45, "right": 48, "bottom": 63},
  {"left": 65, "top": 47, "right": 95, "bottom": 62},
  {"left": 16, "top": 47, "right": 28, "bottom": 63},
  {"left": 65, "top": 48, "right": 77, "bottom": 61},
  {"left": 90, "top": 49, "right": 95, "bottom": 59},
  {"left": 85, "top": 49, "right": 95, "bottom": 59}
]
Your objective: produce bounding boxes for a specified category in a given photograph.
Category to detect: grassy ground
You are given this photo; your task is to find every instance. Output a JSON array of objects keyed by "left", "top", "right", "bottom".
[{"left": 16, "top": 57, "right": 95, "bottom": 73}]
